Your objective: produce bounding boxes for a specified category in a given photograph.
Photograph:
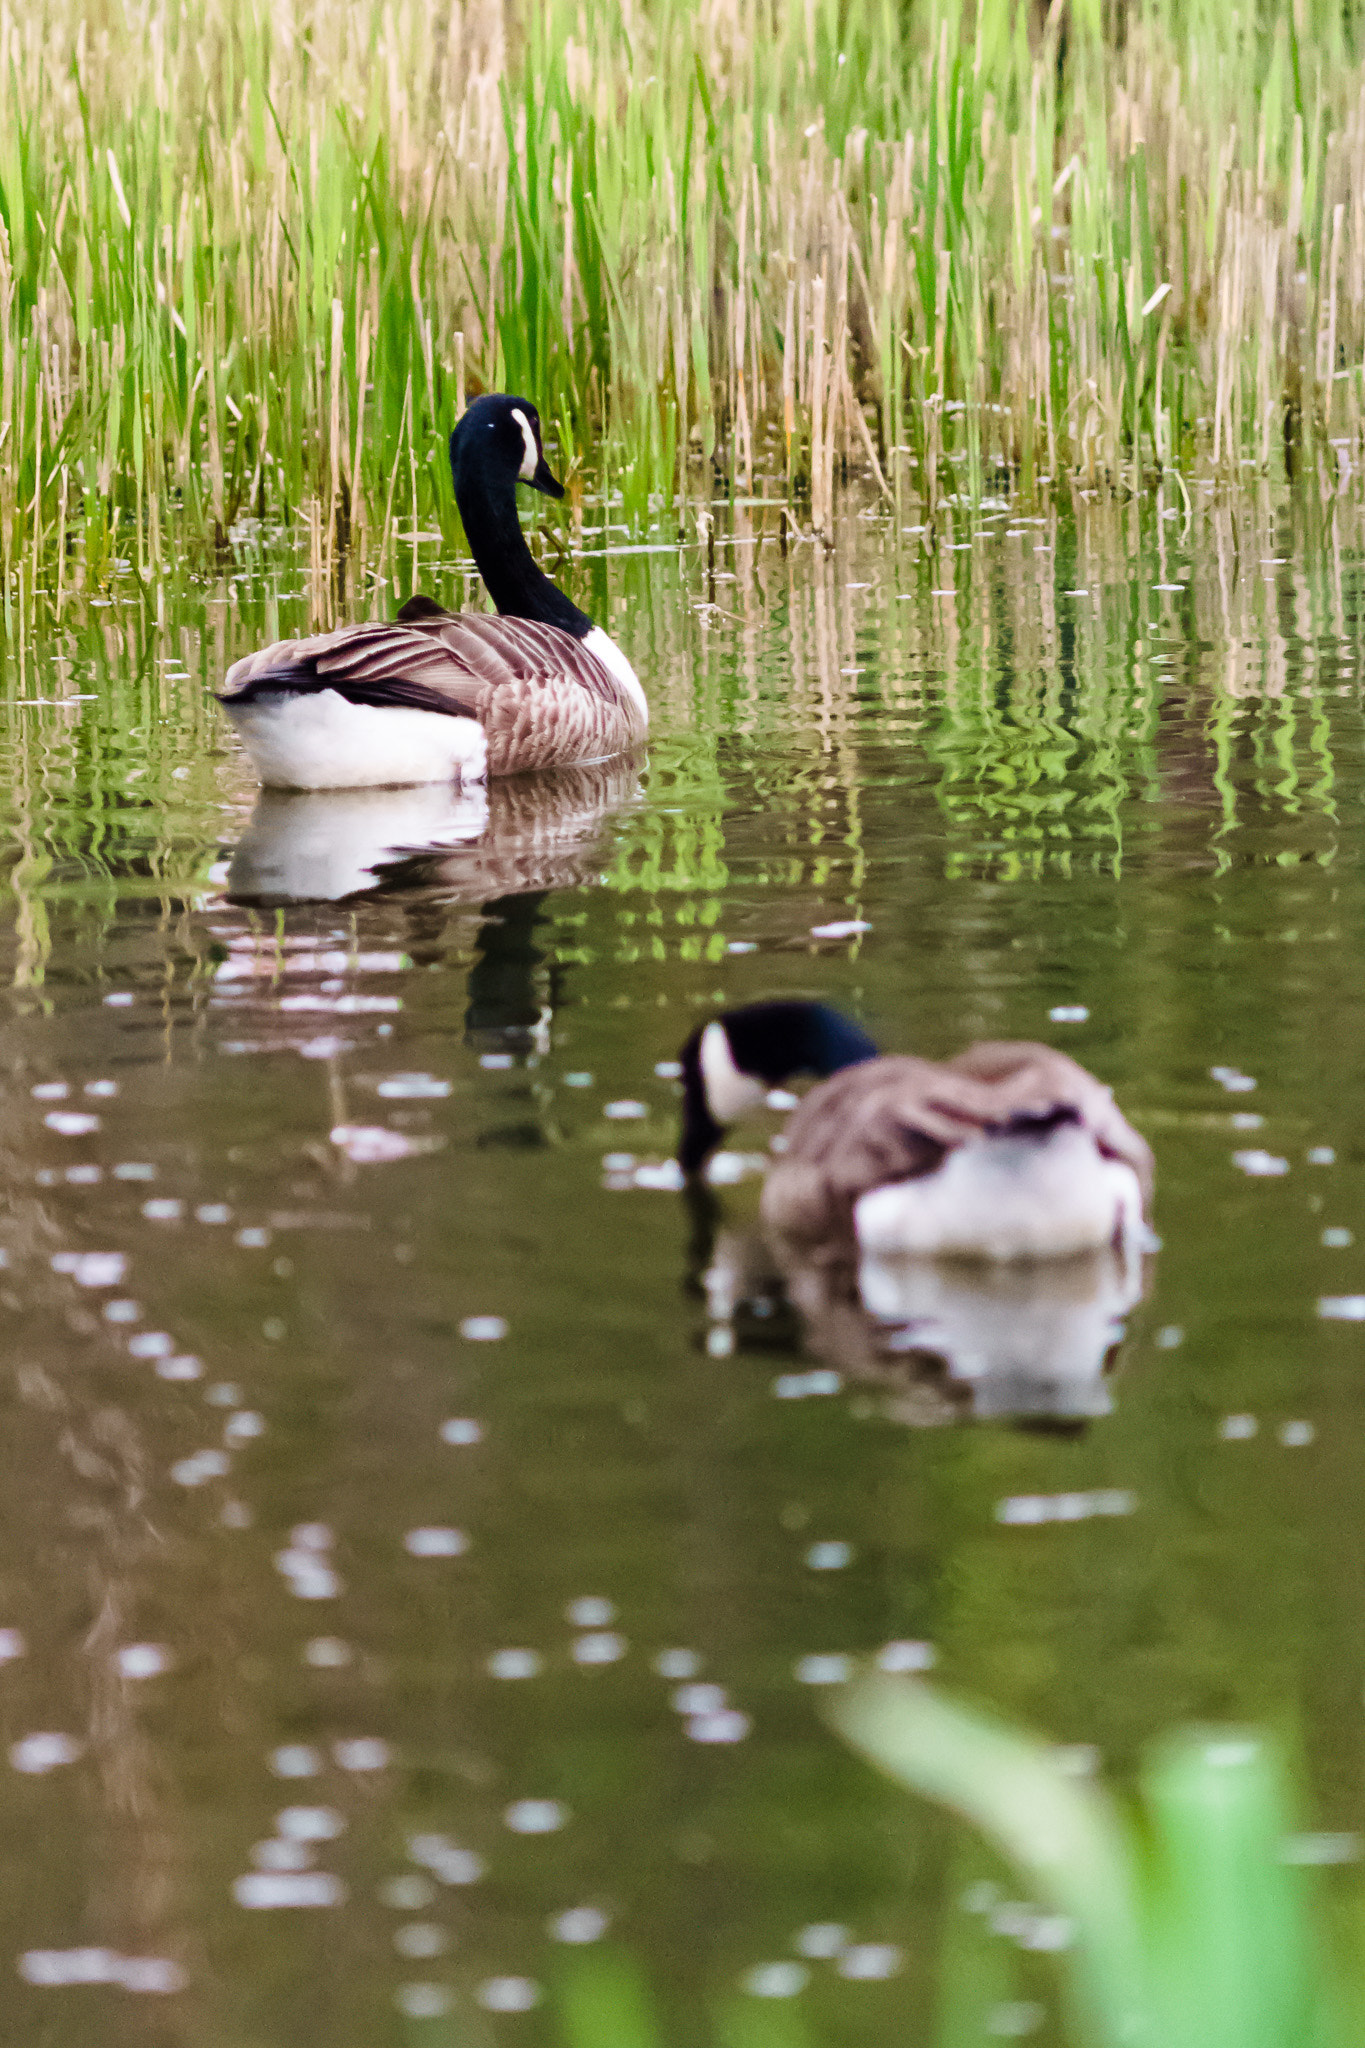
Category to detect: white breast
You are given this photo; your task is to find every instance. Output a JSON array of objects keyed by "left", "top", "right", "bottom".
[
  {"left": 224, "top": 690, "right": 488, "bottom": 791},
  {"left": 853, "top": 1123, "right": 1144, "bottom": 1262},
  {"left": 582, "top": 626, "right": 649, "bottom": 725}
]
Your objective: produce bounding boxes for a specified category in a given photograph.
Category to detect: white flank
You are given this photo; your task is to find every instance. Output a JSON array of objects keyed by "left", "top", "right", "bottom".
[
  {"left": 853, "top": 1122, "right": 1144, "bottom": 1262},
  {"left": 510, "top": 407, "right": 539, "bottom": 480},
  {"left": 699, "top": 1021, "right": 768, "bottom": 1125},
  {"left": 224, "top": 690, "right": 488, "bottom": 791},
  {"left": 227, "top": 782, "right": 491, "bottom": 900},
  {"left": 582, "top": 626, "right": 649, "bottom": 725}
]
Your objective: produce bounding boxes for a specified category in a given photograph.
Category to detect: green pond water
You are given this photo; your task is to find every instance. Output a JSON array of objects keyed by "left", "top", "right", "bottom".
[{"left": 1, "top": 483, "right": 1364, "bottom": 2045}]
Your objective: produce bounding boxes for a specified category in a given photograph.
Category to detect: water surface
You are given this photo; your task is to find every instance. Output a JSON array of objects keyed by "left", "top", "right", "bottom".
[{"left": 2, "top": 484, "right": 1365, "bottom": 2044}]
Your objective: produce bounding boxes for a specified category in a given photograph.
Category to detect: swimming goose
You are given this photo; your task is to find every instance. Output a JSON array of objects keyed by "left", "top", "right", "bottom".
[
  {"left": 677, "top": 1000, "right": 1153, "bottom": 1262},
  {"left": 218, "top": 394, "right": 648, "bottom": 790}
]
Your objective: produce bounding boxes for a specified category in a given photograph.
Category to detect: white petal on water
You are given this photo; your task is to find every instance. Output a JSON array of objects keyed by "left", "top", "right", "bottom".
[
  {"left": 566, "top": 1596, "right": 615, "bottom": 1627},
  {"left": 687, "top": 1709, "right": 751, "bottom": 1743},
  {"left": 404, "top": 1528, "right": 468, "bottom": 1558},
  {"left": 142, "top": 1199, "right": 183, "bottom": 1221},
  {"left": 329, "top": 1124, "right": 423, "bottom": 1164},
  {"left": 550, "top": 1906, "right": 611, "bottom": 1943},
  {"left": 53, "top": 1251, "right": 126, "bottom": 1288},
  {"left": 1279, "top": 1420, "right": 1315, "bottom": 1447},
  {"left": 394, "top": 1923, "right": 448, "bottom": 1958},
  {"left": 1319, "top": 1296, "right": 1365, "bottom": 1320},
  {"left": 1210, "top": 1066, "right": 1256, "bottom": 1093},
  {"left": 743, "top": 1963, "right": 809, "bottom": 1997},
  {"left": 1048, "top": 1005, "right": 1089, "bottom": 1022},
  {"left": 84, "top": 1081, "right": 118, "bottom": 1098},
  {"left": 1232, "top": 1149, "right": 1288, "bottom": 1176},
  {"left": 116, "top": 1644, "right": 170, "bottom": 1679},
  {"left": 876, "top": 1640, "right": 935, "bottom": 1673},
  {"left": 232, "top": 1872, "right": 345, "bottom": 1909},
  {"left": 653, "top": 1648, "right": 702, "bottom": 1679},
  {"left": 479, "top": 1052, "right": 514, "bottom": 1070},
  {"left": 277, "top": 1806, "right": 344, "bottom": 1841},
  {"left": 196, "top": 1204, "right": 232, "bottom": 1224},
  {"left": 654, "top": 1061, "right": 683, "bottom": 1079},
  {"left": 170, "top": 1451, "right": 230, "bottom": 1487},
  {"left": 20, "top": 1950, "right": 187, "bottom": 1992},
  {"left": 128, "top": 1332, "right": 173, "bottom": 1358},
  {"left": 0, "top": 1629, "right": 25, "bottom": 1661},
  {"left": 489, "top": 1649, "right": 543, "bottom": 1680},
  {"left": 459, "top": 1315, "right": 508, "bottom": 1341},
  {"left": 774, "top": 1370, "right": 843, "bottom": 1398},
  {"left": 1308, "top": 1147, "right": 1336, "bottom": 1165},
  {"left": 439, "top": 1417, "right": 483, "bottom": 1445},
  {"left": 794, "top": 1924, "right": 849, "bottom": 1959},
  {"left": 104, "top": 1299, "right": 141, "bottom": 1323},
  {"left": 806, "top": 1542, "right": 853, "bottom": 1570},
  {"left": 477, "top": 1977, "right": 541, "bottom": 2013},
  {"left": 1220, "top": 1414, "right": 1258, "bottom": 1440},
  {"left": 113, "top": 1163, "right": 155, "bottom": 1181},
  {"left": 672, "top": 1684, "right": 727, "bottom": 1715},
  {"left": 11, "top": 1733, "right": 83, "bottom": 1773},
  {"left": 225, "top": 1411, "right": 265, "bottom": 1444},
  {"left": 303, "top": 1638, "right": 351, "bottom": 1668},
  {"left": 794, "top": 1654, "right": 852, "bottom": 1685},
  {"left": 251, "top": 1838, "right": 312, "bottom": 1872},
  {"left": 380, "top": 1875, "right": 436, "bottom": 1909},
  {"left": 44, "top": 1112, "right": 99, "bottom": 1136},
  {"left": 31, "top": 1082, "right": 68, "bottom": 1100},
  {"left": 564, "top": 1072, "right": 593, "bottom": 1087},
  {"left": 571, "top": 1632, "right": 627, "bottom": 1665},
  {"left": 810, "top": 919, "right": 871, "bottom": 939},
  {"left": 838, "top": 1943, "right": 904, "bottom": 1979},
  {"left": 396, "top": 1984, "right": 454, "bottom": 2018},
  {"left": 604, "top": 1100, "right": 649, "bottom": 1119},
  {"left": 269, "top": 1745, "right": 322, "bottom": 1778},
  {"left": 1323, "top": 1228, "right": 1354, "bottom": 1247},
  {"left": 505, "top": 1799, "right": 569, "bottom": 1834},
  {"left": 377, "top": 1074, "right": 451, "bottom": 1099},
  {"left": 333, "top": 1739, "right": 390, "bottom": 1771},
  {"left": 628, "top": 1159, "right": 686, "bottom": 1191}
]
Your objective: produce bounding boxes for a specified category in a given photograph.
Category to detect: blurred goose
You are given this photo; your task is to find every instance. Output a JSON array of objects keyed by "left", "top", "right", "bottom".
[
  {"left": 219, "top": 394, "right": 648, "bottom": 789},
  {"left": 677, "top": 1000, "right": 1153, "bottom": 1261}
]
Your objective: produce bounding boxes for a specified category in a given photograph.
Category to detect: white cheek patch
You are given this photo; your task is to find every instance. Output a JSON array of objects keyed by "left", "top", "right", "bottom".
[
  {"left": 510, "top": 406, "right": 539, "bottom": 481},
  {"left": 700, "top": 1021, "right": 768, "bottom": 1125}
]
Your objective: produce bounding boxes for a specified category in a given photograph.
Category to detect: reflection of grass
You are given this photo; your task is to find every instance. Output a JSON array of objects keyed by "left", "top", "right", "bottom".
[{"left": 829, "top": 1671, "right": 1343, "bottom": 2048}]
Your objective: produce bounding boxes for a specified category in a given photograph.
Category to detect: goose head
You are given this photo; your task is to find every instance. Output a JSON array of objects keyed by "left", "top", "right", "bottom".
[
  {"left": 449, "top": 392, "right": 565, "bottom": 501},
  {"left": 447, "top": 394, "right": 595, "bottom": 635},
  {"left": 676, "top": 999, "right": 879, "bottom": 1174}
]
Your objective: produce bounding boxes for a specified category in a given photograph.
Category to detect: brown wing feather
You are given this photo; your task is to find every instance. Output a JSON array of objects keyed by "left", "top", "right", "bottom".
[
  {"left": 762, "top": 1045, "right": 1152, "bottom": 1249},
  {"left": 220, "top": 607, "right": 645, "bottom": 773}
]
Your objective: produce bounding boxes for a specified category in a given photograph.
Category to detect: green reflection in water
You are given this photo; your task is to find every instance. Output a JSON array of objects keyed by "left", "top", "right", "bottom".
[{"left": 0, "top": 488, "right": 1363, "bottom": 2043}]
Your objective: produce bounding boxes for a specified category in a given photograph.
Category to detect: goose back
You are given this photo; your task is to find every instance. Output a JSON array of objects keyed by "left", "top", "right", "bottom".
[
  {"left": 221, "top": 604, "right": 647, "bottom": 778},
  {"left": 761, "top": 1041, "right": 1153, "bottom": 1256}
]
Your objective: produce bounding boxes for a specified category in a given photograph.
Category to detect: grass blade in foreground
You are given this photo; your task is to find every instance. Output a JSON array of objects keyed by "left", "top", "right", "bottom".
[{"left": 825, "top": 1671, "right": 1151, "bottom": 2048}]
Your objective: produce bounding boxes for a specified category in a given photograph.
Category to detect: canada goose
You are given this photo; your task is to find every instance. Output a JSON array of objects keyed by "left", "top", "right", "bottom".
[
  {"left": 218, "top": 394, "right": 648, "bottom": 790},
  {"left": 677, "top": 1000, "right": 1153, "bottom": 1262}
]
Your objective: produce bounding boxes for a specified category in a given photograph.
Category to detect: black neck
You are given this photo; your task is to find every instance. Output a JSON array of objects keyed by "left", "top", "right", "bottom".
[{"left": 453, "top": 465, "right": 592, "bottom": 638}]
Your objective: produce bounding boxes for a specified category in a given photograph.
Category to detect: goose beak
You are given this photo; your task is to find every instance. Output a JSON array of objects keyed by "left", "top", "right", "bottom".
[{"left": 529, "top": 453, "right": 565, "bottom": 499}]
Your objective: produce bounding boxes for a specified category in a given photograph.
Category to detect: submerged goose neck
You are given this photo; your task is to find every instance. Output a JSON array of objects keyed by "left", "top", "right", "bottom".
[{"left": 453, "top": 462, "right": 593, "bottom": 638}]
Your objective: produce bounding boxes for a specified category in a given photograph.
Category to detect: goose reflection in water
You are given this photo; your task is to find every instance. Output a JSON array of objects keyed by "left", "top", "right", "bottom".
[
  {"left": 698, "top": 1216, "right": 1151, "bottom": 1428},
  {"left": 224, "top": 757, "right": 642, "bottom": 907}
]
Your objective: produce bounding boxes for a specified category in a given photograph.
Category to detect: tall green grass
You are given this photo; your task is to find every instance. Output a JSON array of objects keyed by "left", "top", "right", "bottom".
[{"left": 2, "top": 0, "right": 1365, "bottom": 584}]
